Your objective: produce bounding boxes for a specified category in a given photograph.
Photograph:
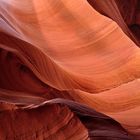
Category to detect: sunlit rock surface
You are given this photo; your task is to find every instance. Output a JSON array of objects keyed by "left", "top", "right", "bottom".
[{"left": 0, "top": 0, "right": 140, "bottom": 139}]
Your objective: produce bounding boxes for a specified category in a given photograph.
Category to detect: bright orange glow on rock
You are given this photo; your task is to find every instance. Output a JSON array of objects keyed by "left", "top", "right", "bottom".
[{"left": 0, "top": 0, "right": 140, "bottom": 139}]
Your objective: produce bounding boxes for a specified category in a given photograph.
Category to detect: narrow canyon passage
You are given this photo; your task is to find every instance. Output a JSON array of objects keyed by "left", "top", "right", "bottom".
[{"left": 0, "top": 0, "right": 140, "bottom": 139}]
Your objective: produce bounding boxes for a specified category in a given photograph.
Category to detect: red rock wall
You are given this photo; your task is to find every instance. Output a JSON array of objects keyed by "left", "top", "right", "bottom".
[{"left": 0, "top": 0, "right": 140, "bottom": 139}]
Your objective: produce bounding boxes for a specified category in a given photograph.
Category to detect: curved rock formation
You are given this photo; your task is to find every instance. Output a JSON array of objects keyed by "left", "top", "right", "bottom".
[{"left": 0, "top": 0, "right": 140, "bottom": 139}]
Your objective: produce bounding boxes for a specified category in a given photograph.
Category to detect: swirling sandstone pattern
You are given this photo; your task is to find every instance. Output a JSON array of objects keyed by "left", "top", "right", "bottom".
[{"left": 0, "top": 0, "right": 140, "bottom": 139}]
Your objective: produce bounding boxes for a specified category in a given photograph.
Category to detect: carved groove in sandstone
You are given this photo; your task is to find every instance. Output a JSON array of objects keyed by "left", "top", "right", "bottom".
[{"left": 0, "top": 0, "right": 140, "bottom": 139}]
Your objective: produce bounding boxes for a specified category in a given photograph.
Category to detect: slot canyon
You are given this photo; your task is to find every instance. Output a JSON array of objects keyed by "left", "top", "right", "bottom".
[{"left": 0, "top": 0, "right": 140, "bottom": 139}]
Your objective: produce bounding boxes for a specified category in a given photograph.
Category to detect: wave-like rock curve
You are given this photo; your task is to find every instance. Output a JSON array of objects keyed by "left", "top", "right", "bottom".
[{"left": 0, "top": 0, "right": 140, "bottom": 139}]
